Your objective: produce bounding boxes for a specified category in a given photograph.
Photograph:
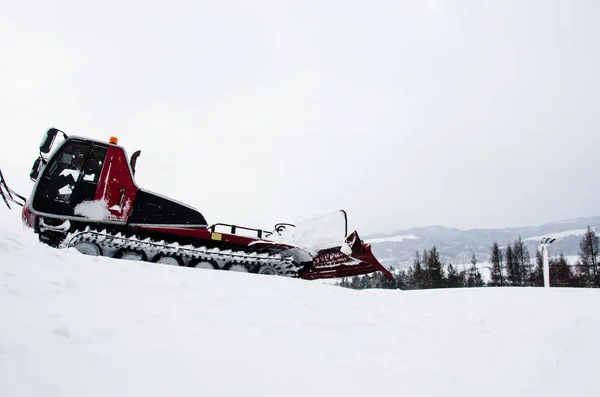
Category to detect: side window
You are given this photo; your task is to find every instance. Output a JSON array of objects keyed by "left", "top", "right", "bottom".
[
  {"left": 44, "top": 141, "right": 92, "bottom": 182},
  {"left": 41, "top": 141, "right": 91, "bottom": 203},
  {"left": 82, "top": 146, "right": 107, "bottom": 184}
]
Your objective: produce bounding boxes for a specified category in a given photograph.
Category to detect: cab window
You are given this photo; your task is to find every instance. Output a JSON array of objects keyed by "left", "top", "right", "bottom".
[{"left": 82, "top": 146, "right": 108, "bottom": 184}]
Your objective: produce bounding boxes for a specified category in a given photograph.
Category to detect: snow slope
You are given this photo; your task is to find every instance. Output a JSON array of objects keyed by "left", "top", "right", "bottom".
[
  {"left": 523, "top": 227, "right": 593, "bottom": 242},
  {"left": 1, "top": 224, "right": 599, "bottom": 397},
  {"left": 365, "top": 234, "right": 419, "bottom": 244}
]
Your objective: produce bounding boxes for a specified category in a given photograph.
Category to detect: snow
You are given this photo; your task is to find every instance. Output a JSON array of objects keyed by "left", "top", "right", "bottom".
[
  {"left": 58, "top": 169, "right": 80, "bottom": 180},
  {"left": 73, "top": 199, "right": 112, "bottom": 220},
  {"left": 57, "top": 184, "right": 73, "bottom": 196},
  {"left": 340, "top": 240, "right": 353, "bottom": 255},
  {"left": 365, "top": 234, "right": 419, "bottom": 244},
  {"left": 1, "top": 223, "right": 600, "bottom": 397},
  {"left": 524, "top": 228, "right": 593, "bottom": 242},
  {"left": 267, "top": 210, "right": 349, "bottom": 254}
]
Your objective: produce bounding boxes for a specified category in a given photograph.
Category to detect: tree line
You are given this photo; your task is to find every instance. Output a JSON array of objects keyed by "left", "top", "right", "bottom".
[{"left": 335, "top": 226, "right": 600, "bottom": 290}]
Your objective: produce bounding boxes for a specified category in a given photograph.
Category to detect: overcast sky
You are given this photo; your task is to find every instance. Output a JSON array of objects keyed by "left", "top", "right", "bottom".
[{"left": 1, "top": 0, "right": 599, "bottom": 235}]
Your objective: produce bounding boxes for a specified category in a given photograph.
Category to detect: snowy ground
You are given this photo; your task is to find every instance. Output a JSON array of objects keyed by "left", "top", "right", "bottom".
[{"left": 1, "top": 221, "right": 599, "bottom": 397}]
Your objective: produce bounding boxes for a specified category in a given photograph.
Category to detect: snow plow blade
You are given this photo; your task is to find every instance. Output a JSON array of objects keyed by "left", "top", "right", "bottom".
[{"left": 301, "top": 231, "right": 394, "bottom": 280}]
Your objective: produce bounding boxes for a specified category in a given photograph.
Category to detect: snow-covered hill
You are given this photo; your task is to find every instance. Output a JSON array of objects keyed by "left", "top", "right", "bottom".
[
  {"left": 1, "top": 223, "right": 599, "bottom": 397},
  {"left": 367, "top": 216, "right": 600, "bottom": 269}
]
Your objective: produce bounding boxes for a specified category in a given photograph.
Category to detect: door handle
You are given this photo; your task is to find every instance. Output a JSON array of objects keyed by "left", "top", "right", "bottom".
[{"left": 119, "top": 189, "right": 126, "bottom": 210}]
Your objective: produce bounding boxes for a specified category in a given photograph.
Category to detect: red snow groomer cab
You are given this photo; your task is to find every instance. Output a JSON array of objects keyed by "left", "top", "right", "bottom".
[{"left": 9, "top": 127, "right": 393, "bottom": 281}]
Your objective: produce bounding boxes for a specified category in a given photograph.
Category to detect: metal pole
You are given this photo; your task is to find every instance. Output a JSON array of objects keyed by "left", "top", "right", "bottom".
[
  {"left": 542, "top": 244, "right": 550, "bottom": 288},
  {"left": 539, "top": 237, "right": 556, "bottom": 288}
]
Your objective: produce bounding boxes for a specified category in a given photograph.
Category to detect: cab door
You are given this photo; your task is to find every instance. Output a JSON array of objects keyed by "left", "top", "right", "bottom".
[{"left": 93, "top": 146, "right": 139, "bottom": 222}]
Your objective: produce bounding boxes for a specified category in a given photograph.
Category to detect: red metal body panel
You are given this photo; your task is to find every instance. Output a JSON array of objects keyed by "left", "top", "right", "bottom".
[
  {"left": 133, "top": 225, "right": 211, "bottom": 240},
  {"left": 132, "top": 225, "right": 295, "bottom": 249},
  {"left": 21, "top": 200, "right": 35, "bottom": 228},
  {"left": 308, "top": 249, "right": 394, "bottom": 280},
  {"left": 308, "top": 231, "right": 394, "bottom": 280},
  {"left": 94, "top": 146, "right": 139, "bottom": 221},
  {"left": 301, "top": 263, "right": 390, "bottom": 280}
]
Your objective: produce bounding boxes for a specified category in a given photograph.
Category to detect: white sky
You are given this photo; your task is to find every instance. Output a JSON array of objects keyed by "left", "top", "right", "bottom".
[{"left": 1, "top": 0, "right": 599, "bottom": 235}]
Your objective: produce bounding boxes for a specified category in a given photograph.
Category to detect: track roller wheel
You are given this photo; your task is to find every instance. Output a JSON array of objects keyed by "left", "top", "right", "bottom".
[
  {"left": 114, "top": 248, "right": 148, "bottom": 262},
  {"left": 257, "top": 263, "right": 280, "bottom": 276},
  {"left": 225, "top": 262, "right": 249, "bottom": 273},
  {"left": 73, "top": 241, "right": 101, "bottom": 256},
  {"left": 190, "top": 259, "right": 217, "bottom": 270},
  {"left": 152, "top": 254, "right": 183, "bottom": 266}
]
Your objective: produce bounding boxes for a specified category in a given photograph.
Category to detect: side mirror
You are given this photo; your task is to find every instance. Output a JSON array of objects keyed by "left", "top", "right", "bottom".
[
  {"left": 39, "top": 127, "right": 67, "bottom": 155},
  {"left": 30, "top": 157, "right": 44, "bottom": 181},
  {"left": 40, "top": 128, "right": 58, "bottom": 154}
]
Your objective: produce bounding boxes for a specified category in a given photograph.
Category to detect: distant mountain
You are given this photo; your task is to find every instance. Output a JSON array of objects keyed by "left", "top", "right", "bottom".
[{"left": 365, "top": 216, "right": 600, "bottom": 269}]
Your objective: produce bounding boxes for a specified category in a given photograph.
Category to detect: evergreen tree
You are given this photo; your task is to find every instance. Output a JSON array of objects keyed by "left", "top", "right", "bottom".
[
  {"left": 338, "top": 277, "right": 350, "bottom": 288},
  {"left": 577, "top": 226, "right": 599, "bottom": 286},
  {"left": 365, "top": 274, "right": 377, "bottom": 288},
  {"left": 466, "top": 251, "right": 484, "bottom": 287},
  {"left": 523, "top": 241, "right": 532, "bottom": 285},
  {"left": 512, "top": 236, "right": 531, "bottom": 285},
  {"left": 406, "top": 267, "right": 415, "bottom": 289},
  {"left": 411, "top": 250, "right": 424, "bottom": 289},
  {"left": 421, "top": 249, "right": 431, "bottom": 288},
  {"left": 459, "top": 268, "right": 468, "bottom": 286},
  {"left": 489, "top": 242, "right": 504, "bottom": 286},
  {"left": 446, "top": 263, "right": 464, "bottom": 288},
  {"left": 472, "top": 268, "right": 485, "bottom": 287},
  {"left": 367, "top": 272, "right": 380, "bottom": 289},
  {"left": 550, "top": 254, "right": 573, "bottom": 287},
  {"left": 505, "top": 244, "right": 521, "bottom": 285},
  {"left": 350, "top": 275, "right": 363, "bottom": 289},
  {"left": 532, "top": 248, "right": 544, "bottom": 287},
  {"left": 378, "top": 268, "right": 396, "bottom": 289},
  {"left": 425, "top": 246, "right": 445, "bottom": 288},
  {"left": 395, "top": 269, "right": 408, "bottom": 290}
]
